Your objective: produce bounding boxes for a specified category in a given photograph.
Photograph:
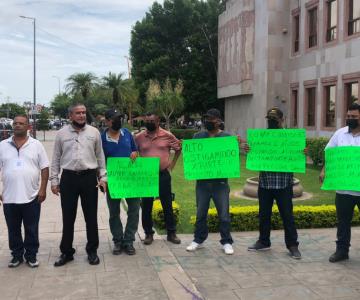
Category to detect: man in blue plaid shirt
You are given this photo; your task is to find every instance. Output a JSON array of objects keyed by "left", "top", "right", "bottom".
[{"left": 245, "top": 107, "right": 301, "bottom": 259}]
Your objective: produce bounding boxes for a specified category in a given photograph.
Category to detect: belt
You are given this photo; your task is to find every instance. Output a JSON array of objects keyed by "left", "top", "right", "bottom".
[{"left": 63, "top": 169, "right": 96, "bottom": 176}]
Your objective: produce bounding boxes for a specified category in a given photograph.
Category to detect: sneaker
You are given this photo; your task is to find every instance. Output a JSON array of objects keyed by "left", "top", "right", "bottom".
[
  {"left": 8, "top": 257, "right": 23, "bottom": 268},
  {"left": 289, "top": 246, "right": 302, "bottom": 260},
  {"left": 223, "top": 243, "right": 234, "bottom": 255},
  {"left": 186, "top": 241, "right": 204, "bottom": 252},
  {"left": 26, "top": 257, "right": 39, "bottom": 268},
  {"left": 329, "top": 251, "right": 349, "bottom": 263},
  {"left": 247, "top": 240, "right": 271, "bottom": 251}
]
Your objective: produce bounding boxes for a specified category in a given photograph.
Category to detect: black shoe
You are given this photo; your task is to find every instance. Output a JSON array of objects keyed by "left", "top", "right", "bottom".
[
  {"left": 8, "top": 257, "right": 23, "bottom": 268},
  {"left": 289, "top": 246, "right": 302, "bottom": 260},
  {"left": 26, "top": 257, "right": 40, "bottom": 268},
  {"left": 143, "top": 234, "right": 154, "bottom": 245},
  {"left": 247, "top": 240, "right": 271, "bottom": 251},
  {"left": 123, "top": 244, "right": 136, "bottom": 256},
  {"left": 167, "top": 233, "right": 181, "bottom": 244},
  {"left": 54, "top": 254, "right": 74, "bottom": 267},
  {"left": 88, "top": 253, "right": 100, "bottom": 265},
  {"left": 112, "top": 243, "right": 122, "bottom": 255},
  {"left": 329, "top": 251, "right": 349, "bottom": 263}
]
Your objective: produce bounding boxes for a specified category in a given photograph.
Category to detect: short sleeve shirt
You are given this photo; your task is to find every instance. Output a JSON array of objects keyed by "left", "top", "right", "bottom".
[
  {"left": 0, "top": 136, "right": 49, "bottom": 204},
  {"left": 326, "top": 126, "right": 360, "bottom": 196}
]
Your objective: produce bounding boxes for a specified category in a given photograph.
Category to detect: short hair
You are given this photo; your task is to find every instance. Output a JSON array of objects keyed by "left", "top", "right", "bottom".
[
  {"left": 14, "top": 114, "right": 29, "bottom": 124},
  {"left": 68, "top": 103, "right": 86, "bottom": 114},
  {"left": 348, "top": 103, "right": 360, "bottom": 112},
  {"left": 145, "top": 111, "right": 158, "bottom": 118}
]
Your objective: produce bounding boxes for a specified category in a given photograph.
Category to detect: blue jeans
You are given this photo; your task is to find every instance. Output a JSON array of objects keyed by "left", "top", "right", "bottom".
[
  {"left": 194, "top": 180, "right": 233, "bottom": 245},
  {"left": 3, "top": 198, "right": 41, "bottom": 260}
]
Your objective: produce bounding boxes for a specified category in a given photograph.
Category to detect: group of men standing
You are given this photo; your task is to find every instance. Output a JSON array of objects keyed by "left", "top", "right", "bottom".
[{"left": 1, "top": 102, "right": 360, "bottom": 268}]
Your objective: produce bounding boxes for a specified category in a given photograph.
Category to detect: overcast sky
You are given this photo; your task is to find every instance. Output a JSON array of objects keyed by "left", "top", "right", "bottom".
[{"left": 0, "top": 0, "right": 159, "bottom": 106}]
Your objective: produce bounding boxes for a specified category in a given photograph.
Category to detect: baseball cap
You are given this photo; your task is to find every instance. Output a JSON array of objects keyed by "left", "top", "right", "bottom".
[
  {"left": 266, "top": 107, "right": 283, "bottom": 119},
  {"left": 204, "top": 108, "right": 222, "bottom": 119},
  {"left": 105, "top": 109, "right": 122, "bottom": 120}
]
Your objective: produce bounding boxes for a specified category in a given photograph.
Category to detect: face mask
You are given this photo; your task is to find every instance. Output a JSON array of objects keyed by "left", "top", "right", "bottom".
[
  {"left": 346, "top": 119, "right": 359, "bottom": 130},
  {"left": 72, "top": 120, "right": 86, "bottom": 129},
  {"left": 111, "top": 118, "right": 122, "bottom": 131},
  {"left": 204, "top": 121, "right": 216, "bottom": 131},
  {"left": 145, "top": 122, "right": 156, "bottom": 132},
  {"left": 267, "top": 119, "right": 279, "bottom": 129}
]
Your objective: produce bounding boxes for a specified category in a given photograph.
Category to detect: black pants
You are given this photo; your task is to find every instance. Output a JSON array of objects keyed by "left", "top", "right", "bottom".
[
  {"left": 258, "top": 186, "right": 299, "bottom": 248},
  {"left": 59, "top": 169, "right": 99, "bottom": 256},
  {"left": 141, "top": 169, "right": 176, "bottom": 235},
  {"left": 335, "top": 193, "right": 360, "bottom": 253},
  {"left": 3, "top": 199, "right": 41, "bottom": 260}
]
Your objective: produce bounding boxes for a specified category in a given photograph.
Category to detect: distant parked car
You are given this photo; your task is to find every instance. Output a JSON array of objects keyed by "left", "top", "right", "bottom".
[{"left": 0, "top": 123, "right": 12, "bottom": 141}]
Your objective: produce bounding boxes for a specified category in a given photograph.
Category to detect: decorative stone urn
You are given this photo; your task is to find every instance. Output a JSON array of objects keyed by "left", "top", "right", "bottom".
[{"left": 243, "top": 177, "right": 304, "bottom": 198}]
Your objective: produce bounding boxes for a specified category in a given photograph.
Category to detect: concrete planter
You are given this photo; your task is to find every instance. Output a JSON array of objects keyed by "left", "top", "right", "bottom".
[{"left": 243, "top": 177, "right": 304, "bottom": 198}]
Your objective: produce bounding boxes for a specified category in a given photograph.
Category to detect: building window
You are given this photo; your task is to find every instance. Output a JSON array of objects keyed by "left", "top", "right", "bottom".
[
  {"left": 345, "top": 82, "right": 359, "bottom": 108},
  {"left": 293, "top": 15, "right": 300, "bottom": 53},
  {"left": 306, "top": 87, "right": 316, "bottom": 126},
  {"left": 308, "top": 7, "right": 318, "bottom": 48},
  {"left": 326, "top": 0, "right": 337, "bottom": 42},
  {"left": 324, "top": 85, "right": 336, "bottom": 127},
  {"left": 348, "top": 0, "right": 360, "bottom": 36},
  {"left": 292, "top": 89, "right": 298, "bottom": 127}
]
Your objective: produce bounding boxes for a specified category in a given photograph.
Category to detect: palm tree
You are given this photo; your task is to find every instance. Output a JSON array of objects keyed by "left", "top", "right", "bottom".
[
  {"left": 102, "top": 72, "right": 126, "bottom": 108},
  {"left": 66, "top": 72, "right": 98, "bottom": 100}
]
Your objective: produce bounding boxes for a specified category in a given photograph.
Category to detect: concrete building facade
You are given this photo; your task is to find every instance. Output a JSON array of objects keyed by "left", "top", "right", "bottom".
[{"left": 218, "top": 0, "right": 360, "bottom": 137}]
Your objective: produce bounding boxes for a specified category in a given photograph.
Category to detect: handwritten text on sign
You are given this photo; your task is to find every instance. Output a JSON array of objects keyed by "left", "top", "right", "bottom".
[
  {"left": 182, "top": 136, "right": 240, "bottom": 180},
  {"left": 322, "top": 146, "right": 360, "bottom": 191},
  {"left": 246, "top": 129, "right": 306, "bottom": 173},
  {"left": 107, "top": 157, "right": 159, "bottom": 199}
]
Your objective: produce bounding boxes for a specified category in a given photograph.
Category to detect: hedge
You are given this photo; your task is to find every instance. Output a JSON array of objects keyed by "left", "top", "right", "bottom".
[
  {"left": 170, "top": 129, "right": 199, "bottom": 140},
  {"left": 190, "top": 205, "right": 360, "bottom": 232},
  {"left": 306, "top": 137, "right": 329, "bottom": 166},
  {"left": 152, "top": 200, "right": 180, "bottom": 229}
]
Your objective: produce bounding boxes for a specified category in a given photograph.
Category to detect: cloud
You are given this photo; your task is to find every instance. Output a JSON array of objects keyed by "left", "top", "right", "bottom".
[{"left": 0, "top": 0, "right": 161, "bottom": 104}]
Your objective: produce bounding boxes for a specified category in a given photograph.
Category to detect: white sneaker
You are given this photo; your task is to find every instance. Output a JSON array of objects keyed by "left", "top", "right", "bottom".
[
  {"left": 186, "top": 241, "right": 204, "bottom": 252},
  {"left": 223, "top": 243, "right": 234, "bottom": 255}
]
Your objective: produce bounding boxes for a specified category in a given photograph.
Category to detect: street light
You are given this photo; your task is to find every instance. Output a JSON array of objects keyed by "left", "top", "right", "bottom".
[
  {"left": 20, "top": 15, "right": 37, "bottom": 138},
  {"left": 52, "top": 75, "right": 61, "bottom": 95}
]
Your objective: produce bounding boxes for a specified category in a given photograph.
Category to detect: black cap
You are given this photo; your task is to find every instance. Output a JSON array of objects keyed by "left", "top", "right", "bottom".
[
  {"left": 105, "top": 109, "right": 121, "bottom": 120},
  {"left": 266, "top": 107, "right": 283, "bottom": 119},
  {"left": 204, "top": 108, "right": 222, "bottom": 119}
]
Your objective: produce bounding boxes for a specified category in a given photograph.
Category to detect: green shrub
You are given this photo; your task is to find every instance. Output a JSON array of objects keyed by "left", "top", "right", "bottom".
[
  {"left": 306, "top": 137, "right": 329, "bottom": 166},
  {"left": 122, "top": 123, "right": 134, "bottom": 132},
  {"left": 190, "top": 205, "right": 360, "bottom": 232},
  {"left": 170, "top": 129, "right": 199, "bottom": 140},
  {"left": 152, "top": 200, "right": 180, "bottom": 229}
]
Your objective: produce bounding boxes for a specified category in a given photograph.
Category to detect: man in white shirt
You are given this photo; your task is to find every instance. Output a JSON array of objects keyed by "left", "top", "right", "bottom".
[
  {"left": 0, "top": 115, "right": 49, "bottom": 268},
  {"left": 320, "top": 103, "right": 360, "bottom": 262}
]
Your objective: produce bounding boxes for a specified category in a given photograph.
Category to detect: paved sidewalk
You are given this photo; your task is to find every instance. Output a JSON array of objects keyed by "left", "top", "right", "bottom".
[{"left": 0, "top": 133, "right": 360, "bottom": 299}]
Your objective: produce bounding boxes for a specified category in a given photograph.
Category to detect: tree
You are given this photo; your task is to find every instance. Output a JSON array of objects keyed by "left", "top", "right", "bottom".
[
  {"left": 102, "top": 72, "right": 127, "bottom": 108},
  {"left": 130, "top": 0, "right": 226, "bottom": 114},
  {"left": 122, "top": 79, "right": 141, "bottom": 125},
  {"left": 50, "top": 93, "right": 72, "bottom": 119},
  {"left": 0, "top": 103, "right": 26, "bottom": 119},
  {"left": 66, "top": 72, "right": 98, "bottom": 100},
  {"left": 37, "top": 109, "right": 50, "bottom": 141},
  {"left": 146, "top": 78, "right": 184, "bottom": 129}
]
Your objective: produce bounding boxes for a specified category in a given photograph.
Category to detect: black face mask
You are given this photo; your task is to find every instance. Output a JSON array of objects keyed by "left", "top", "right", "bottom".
[
  {"left": 267, "top": 119, "right": 279, "bottom": 129},
  {"left": 145, "top": 122, "right": 156, "bottom": 132},
  {"left": 111, "top": 119, "right": 122, "bottom": 131},
  {"left": 72, "top": 121, "right": 86, "bottom": 129},
  {"left": 204, "top": 121, "right": 216, "bottom": 131},
  {"left": 346, "top": 119, "right": 359, "bottom": 130}
]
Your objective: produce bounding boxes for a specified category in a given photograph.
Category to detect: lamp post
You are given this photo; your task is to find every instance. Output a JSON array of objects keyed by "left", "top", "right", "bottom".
[
  {"left": 124, "top": 55, "right": 131, "bottom": 79},
  {"left": 52, "top": 76, "right": 61, "bottom": 95},
  {"left": 20, "top": 15, "right": 37, "bottom": 138}
]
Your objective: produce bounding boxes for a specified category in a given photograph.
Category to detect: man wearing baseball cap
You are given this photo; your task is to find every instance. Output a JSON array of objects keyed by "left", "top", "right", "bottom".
[
  {"left": 245, "top": 107, "right": 301, "bottom": 259},
  {"left": 186, "top": 108, "right": 235, "bottom": 255}
]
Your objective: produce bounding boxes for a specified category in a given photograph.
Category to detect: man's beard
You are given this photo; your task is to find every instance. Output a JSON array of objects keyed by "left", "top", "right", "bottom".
[{"left": 72, "top": 120, "right": 86, "bottom": 128}]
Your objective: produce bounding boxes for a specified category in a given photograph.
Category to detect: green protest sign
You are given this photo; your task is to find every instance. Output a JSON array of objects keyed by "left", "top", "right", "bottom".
[
  {"left": 322, "top": 146, "right": 360, "bottom": 191},
  {"left": 107, "top": 157, "right": 159, "bottom": 199},
  {"left": 182, "top": 136, "right": 240, "bottom": 180},
  {"left": 246, "top": 129, "right": 306, "bottom": 173}
]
